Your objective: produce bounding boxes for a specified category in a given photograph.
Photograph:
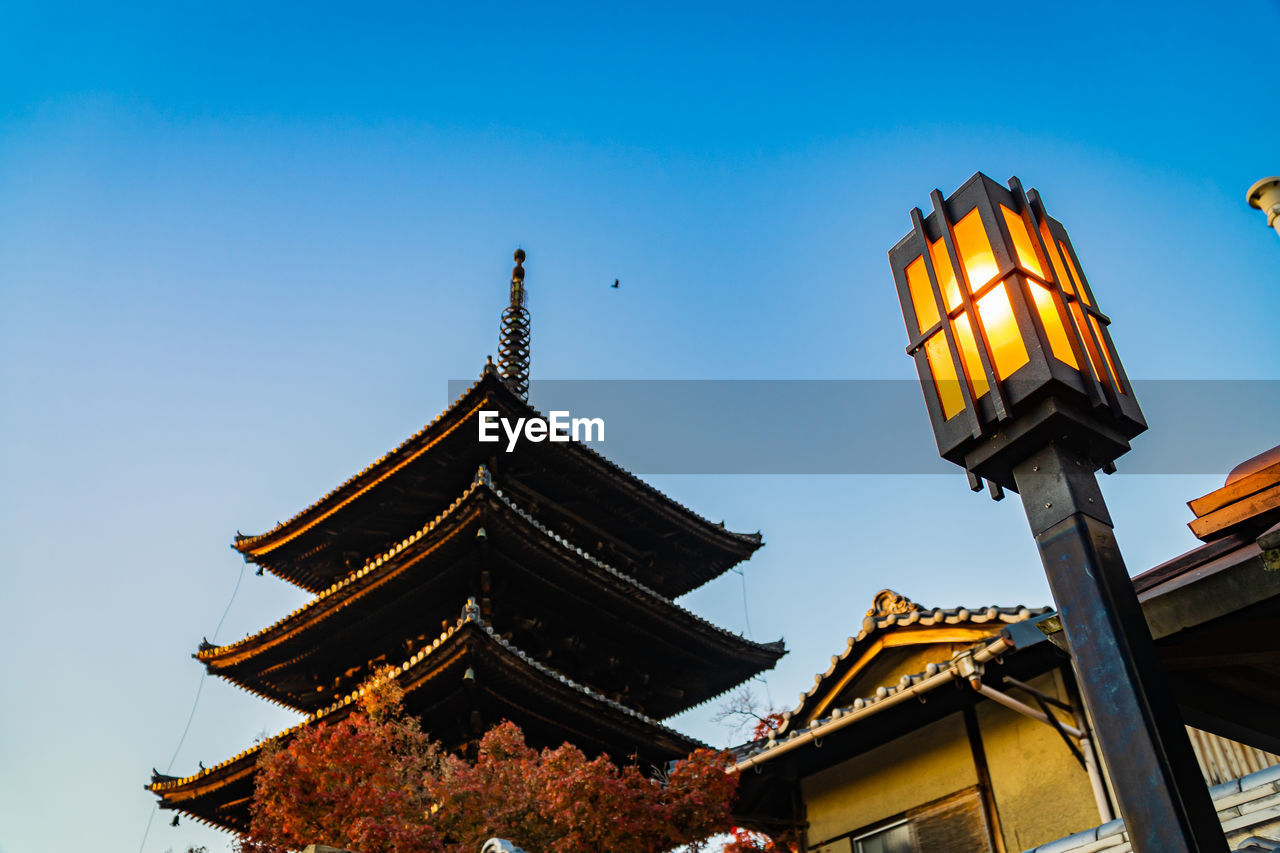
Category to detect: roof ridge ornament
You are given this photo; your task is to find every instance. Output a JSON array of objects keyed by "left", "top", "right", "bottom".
[
  {"left": 463, "top": 596, "right": 482, "bottom": 622},
  {"left": 865, "top": 589, "right": 923, "bottom": 621},
  {"left": 499, "top": 248, "right": 531, "bottom": 401}
]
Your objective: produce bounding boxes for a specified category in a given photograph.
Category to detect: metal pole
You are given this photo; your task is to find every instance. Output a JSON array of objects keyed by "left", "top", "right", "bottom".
[{"left": 1011, "top": 442, "right": 1227, "bottom": 853}]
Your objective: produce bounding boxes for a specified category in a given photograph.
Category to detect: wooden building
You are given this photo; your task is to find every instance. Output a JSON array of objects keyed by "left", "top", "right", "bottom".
[
  {"left": 735, "top": 445, "right": 1280, "bottom": 853},
  {"left": 147, "top": 254, "right": 785, "bottom": 831}
]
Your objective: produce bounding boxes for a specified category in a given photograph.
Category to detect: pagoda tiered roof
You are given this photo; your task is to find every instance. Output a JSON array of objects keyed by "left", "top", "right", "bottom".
[
  {"left": 151, "top": 600, "right": 706, "bottom": 831},
  {"left": 153, "top": 257, "right": 783, "bottom": 837},
  {"left": 199, "top": 466, "right": 784, "bottom": 717},
  {"left": 232, "top": 365, "right": 761, "bottom": 596}
]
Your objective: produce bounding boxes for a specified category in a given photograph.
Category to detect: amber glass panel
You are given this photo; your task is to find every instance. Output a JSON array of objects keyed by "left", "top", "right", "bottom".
[
  {"left": 1001, "top": 206, "right": 1046, "bottom": 279},
  {"left": 953, "top": 312, "right": 990, "bottom": 398},
  {"left": 1089, "top": 315, "right": 1124, "bottom": 394},
  {"left": 928, "top": 237, "right": 962, "bottom": 310},
  {"left": 905, "top": 256, "right": 940, "bottom": 333},
  {"left": 1029, "top": 280, "right": 1080, "bottom": 369},
  {"left": 1059, "top": 241, "right": 1092, "bottom": 306},
  {"left": 953, "top": 210, "right": 999, "bottom": 290},
  {"left": 924, "top": 332, "right": 965, "bottom": 419},
  {"left": 1069, "top": 302, "right": 1108, "bottom": 384},
  {"left": 976, "top": 282, "right": 1029, "bottom": 379}
]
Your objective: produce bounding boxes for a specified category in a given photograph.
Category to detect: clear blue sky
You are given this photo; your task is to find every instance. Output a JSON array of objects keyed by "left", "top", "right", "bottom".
[{"left": 2, "top": 3, "right": 1278, "bottom": 852}]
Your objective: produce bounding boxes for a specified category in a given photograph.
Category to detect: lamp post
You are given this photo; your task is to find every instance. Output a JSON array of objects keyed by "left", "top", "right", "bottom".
[{"left": 887, "top": 173, "right": 1226, "bottom": 853}]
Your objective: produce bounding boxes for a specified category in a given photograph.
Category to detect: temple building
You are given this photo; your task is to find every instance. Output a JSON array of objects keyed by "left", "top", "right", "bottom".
[
  {"left": 733, "top": 445, "right": 1280, "bottom": 853},
  {"left": 148, "top": 251, "right": 785, "bottom": 831}
]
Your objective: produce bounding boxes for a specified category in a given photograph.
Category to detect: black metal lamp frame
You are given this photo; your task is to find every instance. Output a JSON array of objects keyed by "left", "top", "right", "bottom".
[{"left": 888, "top": 173, "right": 1145, "bottom": 492}]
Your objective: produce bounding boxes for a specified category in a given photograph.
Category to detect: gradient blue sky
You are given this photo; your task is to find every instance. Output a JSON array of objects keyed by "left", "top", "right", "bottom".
[{"left": 2, "top": 3, "right": 1279, "bottom": 852}]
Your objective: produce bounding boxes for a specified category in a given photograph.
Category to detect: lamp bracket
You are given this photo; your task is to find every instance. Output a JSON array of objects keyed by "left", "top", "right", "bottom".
[
  {"left": 961, "top": 394, "right": 1133, "bottom": 492},
  {"left": 1011, "top": 443, "right": 1113, "bottom": 537}
]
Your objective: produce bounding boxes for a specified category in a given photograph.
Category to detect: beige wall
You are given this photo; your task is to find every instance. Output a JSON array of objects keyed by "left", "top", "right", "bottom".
[
  {"left": 801, "top": 712, "right": 977, "bottom": 847},
  {"left": 976, "top": 671, "right": 1103, "bottom": 852}
]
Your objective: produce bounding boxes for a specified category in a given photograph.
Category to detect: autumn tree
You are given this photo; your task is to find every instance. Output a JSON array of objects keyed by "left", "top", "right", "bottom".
[
  {"left": 239, "top": 674, "right": 737, "bottom": 853},
  {"left": 428, "top": 721, "right": 736, "bottom": 853},
  {"left": 237, "top": 677, "right": 443, "bottom": 853}
]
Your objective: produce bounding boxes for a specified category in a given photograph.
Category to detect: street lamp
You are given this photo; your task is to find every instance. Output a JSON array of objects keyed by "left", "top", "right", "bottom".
[
  {"left": 889, "top": 172, "right": 1145, "bottom": 496},
  {"left": 888, "top": 172, "right": 1227, "bottom": 853},
  {"left": 1247, "top": 177, "right": 1280, "bottom": 240}
]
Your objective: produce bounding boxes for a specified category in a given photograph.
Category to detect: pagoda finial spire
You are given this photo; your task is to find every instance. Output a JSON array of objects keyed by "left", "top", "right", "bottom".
[{"left": 499, "top": 248, "right": 531, "bottom": 400}]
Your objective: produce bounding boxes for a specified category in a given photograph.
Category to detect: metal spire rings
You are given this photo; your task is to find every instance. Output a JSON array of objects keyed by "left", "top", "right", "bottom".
[{"left": 499, "top": 248, "right": 531, "bottom": 401}]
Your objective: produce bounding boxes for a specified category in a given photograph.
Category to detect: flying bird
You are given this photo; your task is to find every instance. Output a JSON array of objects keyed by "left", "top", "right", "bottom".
[{"left": 611, "top": 279, "right": 619, "bottom": 288}]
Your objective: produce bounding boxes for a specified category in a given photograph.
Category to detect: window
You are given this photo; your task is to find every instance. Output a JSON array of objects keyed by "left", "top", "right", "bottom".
[{"left": 853, "top": 820, "right": 915, "bottom": 853}]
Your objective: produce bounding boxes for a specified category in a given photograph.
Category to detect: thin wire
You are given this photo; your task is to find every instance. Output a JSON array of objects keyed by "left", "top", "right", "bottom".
[
  {"left": 211, "top": 563, "right": 247, "bottom": 645},
  {"left": 135, "top": 808, "right": 159, "bottom": 853},
  {"left": 136, "top": 563, "right": 247, "bottom": 853},
  {"left": 755, "top": 674, "right": 775, "bottom": 710},
  {"left": 734, "top": 567, "right": 754, "bottom": 639},
  {"left": 734, "top": 567, "right": 774, "bottom": 708},
  {"left": 164, "top": 562, "right": 245, "bottom": 772},
  {"left": 164, "top": 673, "right": 209, "bottom": 773}
]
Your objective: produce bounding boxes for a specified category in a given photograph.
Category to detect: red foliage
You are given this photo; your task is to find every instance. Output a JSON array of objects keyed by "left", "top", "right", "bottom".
[
  {"left": 428, "top": 721, "right": 736, "bottom": 853},
  {"left": 749, "top": 712, "right": 785, "bottom": 742},
  {"left": 238, "top": 678, "right": 443, "bottom": 853},
  {"left": 239, "top": 676, "right": 738, "bottom": 853},
  {"left": 723, "top": 826, "right": 799, "bottom": 853}
]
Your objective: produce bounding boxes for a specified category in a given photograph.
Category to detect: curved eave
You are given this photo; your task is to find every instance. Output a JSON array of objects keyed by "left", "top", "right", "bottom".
[
  {"left": 481, "top": 476, "right": 783, "bottom": 712},
  {"left": 232, "top": 366, "right": 760, "bottom": 584},
  {"left": 201, "top": 466, "right": 784, "bottom": 713},
  {"left": 148, "top": 754, "right": 256, "bottom": 832},
  {"left": 777, "top": 603, "right": 1051, "bottom": 736},
  {"left": 152, "top": 604, "right": 704, "bottom": 831},
  {"left": 231, "top": 368, "right": 501, "bottom": 591},
  {"left": 458, "top": 612, "right": 706, "bottom": 759},
  {"left": 200, "top": 470, "right": 490, "bottom": 670},
  {"left": 735, "top": 632, "right": 1026, "bottom": 768}
]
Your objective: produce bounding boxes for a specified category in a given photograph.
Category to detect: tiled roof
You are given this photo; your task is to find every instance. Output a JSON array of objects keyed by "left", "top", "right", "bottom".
[
  {"left": 200, "top": 466, "right": 783, "bottom": 688},
  {"left": 233, "top": 363, "right": 761, "bottom": 564},
  {"left": 733, "top": 627, "right": 1024, "bottom": 766},
  {"left": 200, "top": 467, "right": 491, "bottom": 664},
  {"left": 482, "top": 469, "right": 782, "bottom": 661},
  {"left": 461, "top": 602, "right": 705, "bottom": 746},
  {"left": 773, "top": 589, "right": 1048, "bottom": 737},
  {"left": 1188, "top": 443, "right": 1280, "bottom": 542},
  {"left": 231, "top": 367, "right": 495, "bottom": 555},
  {"left": 154, "top": 599, "right": 703, "bottom": 801}
]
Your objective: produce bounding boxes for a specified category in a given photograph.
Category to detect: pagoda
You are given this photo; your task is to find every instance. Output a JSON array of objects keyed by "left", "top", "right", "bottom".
[{"left": 148, "top": 251, "right": 785, "bottom": 831}]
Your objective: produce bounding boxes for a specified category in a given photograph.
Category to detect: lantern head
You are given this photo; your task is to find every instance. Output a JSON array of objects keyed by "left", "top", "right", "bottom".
[{"left": 888, "top": 172, "right": 1146, "bottom": 492}]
